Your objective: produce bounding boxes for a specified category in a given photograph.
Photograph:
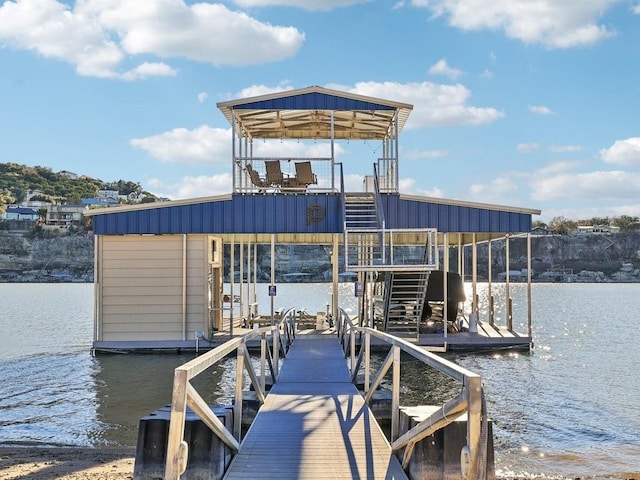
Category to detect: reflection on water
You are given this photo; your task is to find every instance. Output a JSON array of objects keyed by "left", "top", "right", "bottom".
[
  {"left": 91, "top": 354, "right": 238, "bottom": 446},
  {"left": 1, "top": 283, "right": 640, "bottom": 479}
]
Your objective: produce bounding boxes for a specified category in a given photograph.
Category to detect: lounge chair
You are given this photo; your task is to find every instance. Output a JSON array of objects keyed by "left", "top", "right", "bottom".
[
  {"left": 246, "top": 164, "right": 267, "bottom": 191},
  {"left": 291, "top": 161, "right": 317, "bottom": 189},
  {"left": 265, "top": 161, "right": 284, "bottom": 185}
]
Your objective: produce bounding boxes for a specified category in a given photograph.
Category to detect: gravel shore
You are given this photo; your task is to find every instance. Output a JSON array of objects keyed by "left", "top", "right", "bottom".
[{"left": 0, "top": 447, "right": 135, "bottom": 480}]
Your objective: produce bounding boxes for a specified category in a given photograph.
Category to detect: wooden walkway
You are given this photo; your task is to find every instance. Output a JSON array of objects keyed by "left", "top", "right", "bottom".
[{"left": 223, "top": 333, "right": 408, "bottom": 479}]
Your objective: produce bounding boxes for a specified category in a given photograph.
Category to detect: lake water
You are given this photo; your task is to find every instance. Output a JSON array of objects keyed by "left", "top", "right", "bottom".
[{"left": 1, "top": 282, "right": 639, "bottom": 479}]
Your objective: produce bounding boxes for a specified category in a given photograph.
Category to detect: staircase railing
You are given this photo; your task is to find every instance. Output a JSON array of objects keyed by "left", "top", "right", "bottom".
[
  {"left": 336, "top": 307, "right": 488, "bottom": 479},
  {"left": 372, "top": 163, "right": 386, "bottom": 264}
]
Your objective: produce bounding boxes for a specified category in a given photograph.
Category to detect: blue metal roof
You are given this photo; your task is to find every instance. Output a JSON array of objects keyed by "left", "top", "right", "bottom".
[
  {"left": 216, "top": 86, "right": 413, "bottom": 140},
  {"left": 236, "top": 91, "right": 396, "bottom": 112},
  {"left": 90, "top": 194, "right": 533, "bottom": 236}
]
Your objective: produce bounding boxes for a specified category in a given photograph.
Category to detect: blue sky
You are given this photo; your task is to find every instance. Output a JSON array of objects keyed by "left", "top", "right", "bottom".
[{"left": 1, "top": 0, "right": 640, "bottom": 222}]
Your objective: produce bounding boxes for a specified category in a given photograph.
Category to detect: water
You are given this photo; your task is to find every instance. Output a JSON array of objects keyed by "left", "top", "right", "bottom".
[{"left": 1, "top": 283, "right": 639, "bottom": 479}]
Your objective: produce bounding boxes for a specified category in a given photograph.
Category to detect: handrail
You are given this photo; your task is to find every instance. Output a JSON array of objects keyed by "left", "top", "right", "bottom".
[
  {"left": 335, "top": 307, "right": 488, "bottom": 480},
  {"left": 164, "top": 308, "right": 298, "bottom": 479},
  {"left": 372, "top": 163, "right": 386, "bottom": 264}
]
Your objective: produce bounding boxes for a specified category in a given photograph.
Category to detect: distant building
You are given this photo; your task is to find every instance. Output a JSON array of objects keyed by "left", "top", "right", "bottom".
[
  {"left": 576, "top": 225, "right": 620, "bottom": 235},
  {"left": 82, "top": 197, "right": 120, "bottom": 207},
  {"left": 127, "top": 191, "right": 147, "bottom": 203},
  {"left": 98, "top": 189, "right": 120, "bottom": 200},
  {"left": 1, "top": 206, "right": 39, "bottom": 221},
  {"left": 46, "top": 204, "right": 88, "bottom": 227},
  {"left": 530, "top": 226, "right": 551, "bottom": 235}
]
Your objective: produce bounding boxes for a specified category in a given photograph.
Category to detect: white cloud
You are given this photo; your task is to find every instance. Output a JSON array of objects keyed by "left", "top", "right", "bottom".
[
  {"left": 197, "top": 92, "right": 208, "bottom": 103},
  {"left": 468, "top": 176, "right": 518, "bottom": 203},
  {"left": 147, "top": 173, "right": 233, "bottom": 199},
  {"left": 343, "top": 174, "right": 366, "bottom": 192},
  {"left": 121, "top": 62, "right": 177, "bottom": 81},
  {"left": 233, "top": 83, "right": 295, "bottom": 99},
  {"left": 517, "top": 143, "right": 539, "bottom": 152},
  {"left": 528, "top": 105, "right": 555, "bottom": 115},
  {"left": 131, "top": 125, "right": 231, "bottom": 165},
  {"left": 531, "top": 170, "right": 640, "bottom": 202},
  {"left": 412, "top": 0, "right": 617, "bottom": 48},
  {"left": 600, "top": 138, "right": 640, "bottom": 166},
  {"left": 403, "top": 149, "right": 448, "bottom": 160},
  {"left": 0, "top": 0, "right": 305, "bottom": 79},
  {"left": 400, "top": 178, "right": 444, "bottom": 197},
  {"left": 428, "top": 59, "right": 463, "bottom": 80},
  {"left": 536, "top": 160, "right": 585, "bottom": 175},
  {"left": 633, "top": 3, "right": 640, "bottom": 14},
  {"left": 330, "top": 81, "right": 504, "bottom": 128},
  {"left": 480, "top": 69, "right": 494, "bottom": 79},
  {"left": 549, "top": 145, "right": 582, "bottom": 153},
  {"left": 233, "top": 0, "right": 372, "bottom": 11}
]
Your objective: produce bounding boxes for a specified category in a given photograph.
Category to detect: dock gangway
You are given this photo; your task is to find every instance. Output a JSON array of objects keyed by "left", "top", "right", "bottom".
[{"left": 161, "top": 308, "right": 489, "bottom": 480}]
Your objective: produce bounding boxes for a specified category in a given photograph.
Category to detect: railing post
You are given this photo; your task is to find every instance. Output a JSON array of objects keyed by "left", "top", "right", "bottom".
[
  {"left": 350, "top": 329, "right": 356, "bottom": 374},
  {"left": 273, "top": 325, "right": 280, "bottom": 378},
  {"left": 391, "top": 345, "right": 400, "bottom": 441},
  {"left": 260, "top": 332, "right": 266, "bottom": 393},
  {"left": 165, "top": 368, "right": 189, "bottom": 480},
  {"left": 466, "top": 375, "right": 483, "bottom": 480},
  {"left": 234, "top": 343, "right": 245, "bottom": 441},
  {"left": 364, "top": 332, "right": 370, "bottom": 394}
]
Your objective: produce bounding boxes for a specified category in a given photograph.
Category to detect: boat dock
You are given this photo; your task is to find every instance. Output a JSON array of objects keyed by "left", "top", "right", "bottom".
[
  {"left": 223, "top": 333, "right": 407, "bottom": 479},
  {"left": 150, "top": 308, "right": 491, "bottom": 480}
]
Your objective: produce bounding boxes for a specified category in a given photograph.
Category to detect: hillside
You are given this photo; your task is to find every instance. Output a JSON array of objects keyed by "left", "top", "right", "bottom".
[{"left": 0, "top": 162, "right": 159, "bottom": 208}]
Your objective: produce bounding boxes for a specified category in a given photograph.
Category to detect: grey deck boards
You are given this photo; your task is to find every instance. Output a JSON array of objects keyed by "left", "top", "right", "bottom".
[{"left": 223, "top": 334, "right": 408, "bottom": 479}]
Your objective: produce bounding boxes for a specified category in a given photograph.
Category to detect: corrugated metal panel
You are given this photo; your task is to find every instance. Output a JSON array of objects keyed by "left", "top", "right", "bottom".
[
  {"left": 93, "top": 194, "right": 343, "bottom": 235},
  {"left": 236, "top": 92, "right": 396, "bottom": 112},
  {"left": 92, "top": 194, "right": 532, "bottom": 236},
  {"left": 384, "top": 196, "right": 532, "bottom": 233}
]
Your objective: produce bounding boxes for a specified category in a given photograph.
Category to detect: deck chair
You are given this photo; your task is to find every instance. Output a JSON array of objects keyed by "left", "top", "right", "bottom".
[
  {"left": 246, "top": 164, "right": 267, "bottom": 191},
  {"left": 265, "top": 161, "right": 284, "bottom": 185},
  {"left": 293, "top": 161, "right": 317, "bottom": 189}
]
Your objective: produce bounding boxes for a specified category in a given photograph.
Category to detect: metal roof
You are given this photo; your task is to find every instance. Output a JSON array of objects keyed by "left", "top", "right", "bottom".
[
  {"left": 216, "top": 86, "right": 413, "bottom": 140},
  {"left": 87, "top": 193, "right": 536, "bottom": 240}
]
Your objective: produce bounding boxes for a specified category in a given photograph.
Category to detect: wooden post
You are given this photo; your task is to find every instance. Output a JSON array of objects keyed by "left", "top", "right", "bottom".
[{"left": 165, "top": 368, "right": 189, "bottom": 479}]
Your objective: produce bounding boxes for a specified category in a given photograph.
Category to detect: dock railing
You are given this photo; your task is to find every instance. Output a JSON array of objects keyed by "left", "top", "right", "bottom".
[
  {"left": 164, "top": 308, "right": 298, "bottom": 479},
  {"left": 335, "top": 308, "right": 488, "bottom": 480}
]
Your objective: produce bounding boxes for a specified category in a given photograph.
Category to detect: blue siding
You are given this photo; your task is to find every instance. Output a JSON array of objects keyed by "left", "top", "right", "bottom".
[
  {"left": 383, "top": 196, "right": 532, "bottom": 233},
  {"left": 236, "top": 92, "right": 395, "bottom": 112},
  {"left": 92, "top": 195, "right": 343, "bottom": 235},
  {"left": 92, "top": 194, "right": 532, "bottom": 235}
]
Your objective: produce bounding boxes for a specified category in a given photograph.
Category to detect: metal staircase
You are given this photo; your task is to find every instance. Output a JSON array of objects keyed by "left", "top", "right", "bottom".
[
  {"left": 343, "top": 193, "right": 384, "bottom": 268},
  {"left": 379, "top": 271, "right": 430, "bottom": 337},
  {"left": 342, "top": 187, "right": 439, "bottom": 338}
]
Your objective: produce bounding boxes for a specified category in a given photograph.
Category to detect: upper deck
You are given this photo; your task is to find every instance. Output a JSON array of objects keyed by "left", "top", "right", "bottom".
[{"left": 217, "top": 85, "right": 412, "bottom": 195}]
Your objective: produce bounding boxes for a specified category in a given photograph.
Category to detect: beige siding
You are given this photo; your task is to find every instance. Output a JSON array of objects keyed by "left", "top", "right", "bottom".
[{"left": 96, "top": 234, "right": 210, "bottom": 342}]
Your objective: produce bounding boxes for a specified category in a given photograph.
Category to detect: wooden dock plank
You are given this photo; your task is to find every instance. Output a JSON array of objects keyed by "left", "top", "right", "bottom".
[{"left": 223, "top": 335, "right": 408, "bottom": 479}]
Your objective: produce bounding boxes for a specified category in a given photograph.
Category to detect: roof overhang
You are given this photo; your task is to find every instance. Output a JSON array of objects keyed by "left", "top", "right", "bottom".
[{"left": 217, "top": 86, "right": 413, "bottom": 141}]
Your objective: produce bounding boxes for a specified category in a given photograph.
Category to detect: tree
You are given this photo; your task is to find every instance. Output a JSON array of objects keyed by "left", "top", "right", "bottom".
[
  {"left": 532, "top": 220, "right": 547, "bottom": 229},
  {"left": 0, "top": 189, "right": 15, "bottom": 215},
  {"left": 547, "top": 216, "right": 577, "bottom": 235},
  {"left": 612, "top": 215, "right": 640, "bottom": 233}
]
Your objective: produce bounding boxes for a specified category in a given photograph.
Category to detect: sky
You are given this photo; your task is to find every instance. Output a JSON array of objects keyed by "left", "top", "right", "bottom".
[{"left": 1, "top": 0, "right": 640, "bottom": 223}]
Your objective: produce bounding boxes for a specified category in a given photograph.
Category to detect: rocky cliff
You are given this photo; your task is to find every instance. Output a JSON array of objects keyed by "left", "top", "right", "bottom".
[{"left": 1, "top": 231, "right": 639, "bottom": 282}]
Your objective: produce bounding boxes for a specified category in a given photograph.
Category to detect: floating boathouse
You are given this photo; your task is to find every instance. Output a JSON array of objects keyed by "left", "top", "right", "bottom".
[{"left": 85, "top": 86, "right": 540, "bottom": 353}]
